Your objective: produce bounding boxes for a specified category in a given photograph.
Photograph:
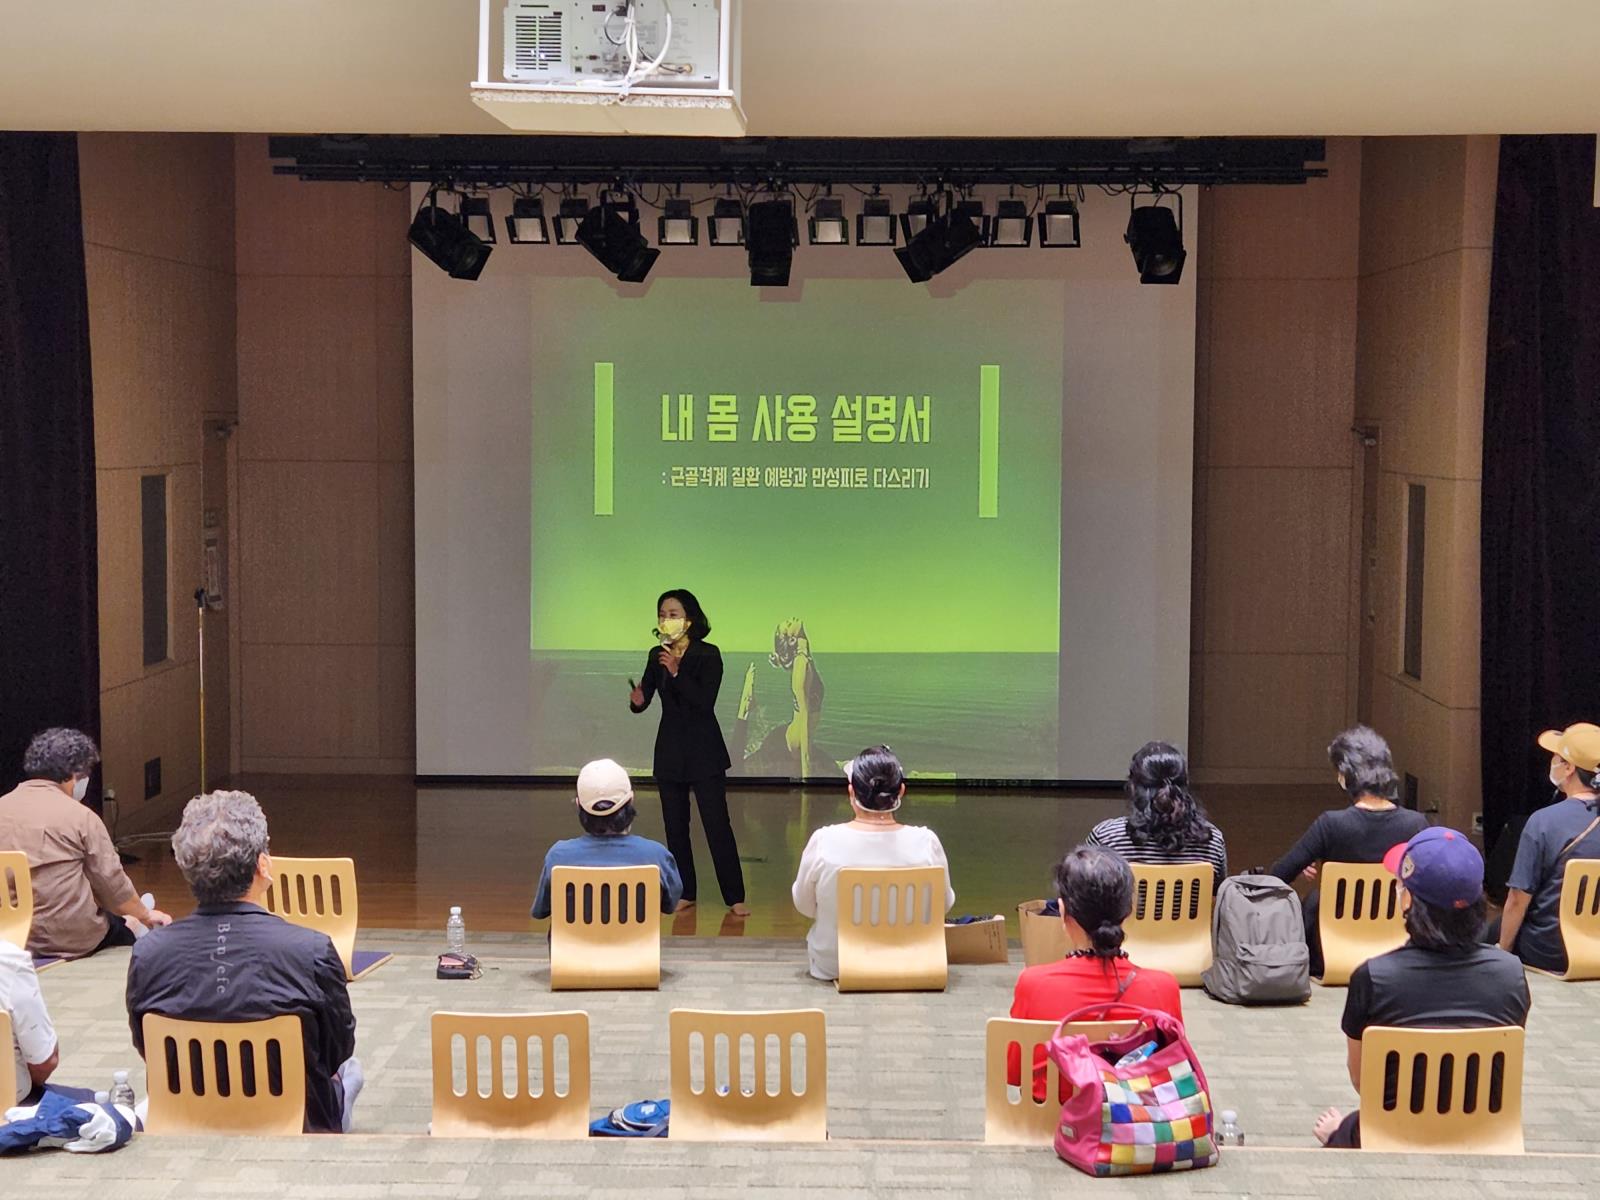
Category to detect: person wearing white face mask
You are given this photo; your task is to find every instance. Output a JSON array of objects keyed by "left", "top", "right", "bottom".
[
  {"left": 1497, "top": 722, "right": 1600, "bottom": 972},
  {"left": 0, "top": 728, "right": 170, "bottom": 959}
]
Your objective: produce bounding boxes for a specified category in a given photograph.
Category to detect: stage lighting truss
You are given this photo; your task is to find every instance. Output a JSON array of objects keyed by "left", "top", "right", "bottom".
[
  {"left": 807, "top": 193, "right": 849, "bottom": 245},
  {"left": 709, "top": 195, "right": 745, "bottom": 245},
  {"left": 659, "top": 195, "right": 699, "bottom": 245},
  {"left": 1124, "top": 189, "right": 1186, "bottom": 284},
  {"left": 505, "top": 195, "right": 549, "bottom": 243}
]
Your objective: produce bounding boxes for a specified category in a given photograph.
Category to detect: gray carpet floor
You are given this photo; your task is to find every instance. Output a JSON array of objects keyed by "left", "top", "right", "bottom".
[{"left": 14, "top": 930, "right": 1600, "bottom": 1195}]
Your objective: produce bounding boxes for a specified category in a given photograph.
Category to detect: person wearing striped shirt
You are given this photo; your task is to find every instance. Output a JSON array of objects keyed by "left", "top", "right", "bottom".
[{"left": 1086, "top": 741, "right": 1227, "bottom": 895}]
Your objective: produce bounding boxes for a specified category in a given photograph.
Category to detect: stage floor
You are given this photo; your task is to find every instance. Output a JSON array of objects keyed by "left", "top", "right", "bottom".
[{"left": 122, "top": 776, "right": 1333, "bottom": 937}]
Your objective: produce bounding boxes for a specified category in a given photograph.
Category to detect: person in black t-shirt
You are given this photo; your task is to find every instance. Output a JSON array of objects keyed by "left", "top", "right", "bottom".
[
  {"left": 1270, "top": 726, "right": 1430, "bottom": 976},
  {"left": 1497, "top": 722, "right": 1600, "bottom": 972},
  {"left": 1314, "top": 826, "right": 1529, "bottom": 1149}
]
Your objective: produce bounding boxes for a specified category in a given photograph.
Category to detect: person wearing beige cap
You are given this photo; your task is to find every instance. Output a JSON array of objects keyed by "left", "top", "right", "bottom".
[
  {"left": 529, "top": 759, "right": 683, "bottom": 920},
  {"left": 1497, "top": 722, "right": 1600, "bottom": 972}
]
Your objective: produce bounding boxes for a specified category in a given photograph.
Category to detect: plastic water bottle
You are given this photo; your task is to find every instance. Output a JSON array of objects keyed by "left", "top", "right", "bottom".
[
  {"left": 109, "top": 1070, "right": 136, "bottom": 1109},
  {"left": 446, "top": 906, "right": 466, "bottom": 955},
  {"left": 1215, "top": 1109, "right": 1244, "bottom": 1146}
]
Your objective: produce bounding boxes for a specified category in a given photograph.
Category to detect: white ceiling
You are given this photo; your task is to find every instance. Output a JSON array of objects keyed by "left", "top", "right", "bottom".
[{"left": 2, "top": 0, "right": 1597, "bottom": 137}]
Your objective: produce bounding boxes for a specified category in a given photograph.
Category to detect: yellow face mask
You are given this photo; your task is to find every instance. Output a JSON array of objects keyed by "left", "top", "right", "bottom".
[{"left": 658, "top": 616, "right": 689, "bottom": 642}]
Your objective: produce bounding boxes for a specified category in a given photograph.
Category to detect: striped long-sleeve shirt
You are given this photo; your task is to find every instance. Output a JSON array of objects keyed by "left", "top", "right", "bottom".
[{"left": 1085, "top": 816, "right": 1229, "bottom": 890}]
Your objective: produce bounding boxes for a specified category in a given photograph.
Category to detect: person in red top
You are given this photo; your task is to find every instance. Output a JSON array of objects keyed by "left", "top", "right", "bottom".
[{"left": 1009, "top": 845, "right": 1184, "bottom": 1097}]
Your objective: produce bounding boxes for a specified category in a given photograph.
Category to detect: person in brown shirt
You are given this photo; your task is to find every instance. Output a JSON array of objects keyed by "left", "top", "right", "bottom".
[{"left": 0, "top": 728, "right": 170, "bottom": 958}]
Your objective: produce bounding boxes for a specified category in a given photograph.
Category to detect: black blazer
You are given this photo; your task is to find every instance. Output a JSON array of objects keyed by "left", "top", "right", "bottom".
[{"left": 630, "top": 639, "right": 733, "bottom": 782}]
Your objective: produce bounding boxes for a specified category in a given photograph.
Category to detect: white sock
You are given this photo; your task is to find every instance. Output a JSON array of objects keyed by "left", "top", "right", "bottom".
[{"left": 338, "top": 1058, "right": 365, "bottom": 1133}]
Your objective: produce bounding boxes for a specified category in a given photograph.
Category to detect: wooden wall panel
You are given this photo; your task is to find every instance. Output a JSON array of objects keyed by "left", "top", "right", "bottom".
[
  {"left": 82, "top": 133, "right": 235, "bottom": 820},
  {"left": 234, "top": 135, "right": 415, "bottom": 774}
]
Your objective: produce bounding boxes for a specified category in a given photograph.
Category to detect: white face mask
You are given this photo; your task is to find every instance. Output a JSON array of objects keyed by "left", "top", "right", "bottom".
[{"left": 71, "top": 775, "right": 89, "bottom": 802}]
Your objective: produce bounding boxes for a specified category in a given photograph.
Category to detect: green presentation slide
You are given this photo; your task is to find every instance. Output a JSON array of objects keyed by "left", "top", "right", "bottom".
[{"left": 528, "top": 276, "right": 1063, "bottom": 778}]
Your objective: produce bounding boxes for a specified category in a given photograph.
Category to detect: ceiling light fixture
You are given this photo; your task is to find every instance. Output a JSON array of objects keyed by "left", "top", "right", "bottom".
[
  {"left": 1039, "top": 194, "right": 1082, "bottom": 248},
  {"left": 658, "top": 195, "right": 698, "bottom": 245},
  {"left": 856, "top": 193, "right": 896, "bottom": 246},
  {"left": 575, "top": 193, "right": 660, "bottom": 283},
  {"left": 746, "top": 196, "right": 798, "bottom": 286},
  {"left": 808, "top": 193, "right": 849, "bottom": 245},
  {"left": 709, "top": 195, "right": 745, "bottom": 246},
  {"left": 505, "top": 195, "right": 548, "bottom": 244},
  {"left": 1125, "top": 193, "right": 1186, "bottom": 284},
  {"left": 408, "top": 190, "right": 492, "bottom": 280},
  {"left": 555, "top": 196, "right": 590, "bottom": 245}
]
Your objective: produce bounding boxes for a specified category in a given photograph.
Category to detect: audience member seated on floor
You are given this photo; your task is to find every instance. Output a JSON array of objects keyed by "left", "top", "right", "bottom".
[
  {"left": 0, "top": 728, "right": 171, "bottom": 960},
  {"left": 1315, "top": 826, "right": 1528, "bottom": 1148},
  {"left": 1009, "top": 845, "right": 1184, "bottom": 1098},
  {"left": 1268, "top": 725, "right": 1430, "bottom": 977},
  {"left": 1087, "top": 741, "right": 1227, "bottom": 891},
  {"left": 126, "top": 791, "right": 362, "bottom": 1134},
  {"left": 791, "top": 746, "right": 955, "bottom": 982},
  {"left": 1496, "top": 722, "right": 1600, "bottom": 973},
  {"left": 1, "top": 937, "right": 58, "bottom": 1105},
  {"left": 530, "top": 758, "right": 683, "bottom": 919}
]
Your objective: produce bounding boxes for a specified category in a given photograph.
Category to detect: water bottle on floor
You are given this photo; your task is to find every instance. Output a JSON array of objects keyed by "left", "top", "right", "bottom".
[
  {"left": 109, "top": 1070, "right": 136, "bottom": 1109},
  {"left": 446, "top": 906, "right": 465, "bottom": 955},
  {"left": 1215, "top": 1109, "right": 1243, "bottom": 1146}
]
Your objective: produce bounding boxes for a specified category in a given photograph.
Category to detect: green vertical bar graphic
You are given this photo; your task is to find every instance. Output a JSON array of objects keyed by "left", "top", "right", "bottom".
[
  {"left": 979, "top": 364, "right": 1000, "bottom": 518},
  {"left": 593, "top": 362, "right": 614, "bottom": 516}
]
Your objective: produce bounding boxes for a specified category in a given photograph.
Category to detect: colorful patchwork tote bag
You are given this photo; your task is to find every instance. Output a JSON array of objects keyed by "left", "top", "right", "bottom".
[{"left": 1044, "top": 1004, "right": 1219, "bottom": 1176}]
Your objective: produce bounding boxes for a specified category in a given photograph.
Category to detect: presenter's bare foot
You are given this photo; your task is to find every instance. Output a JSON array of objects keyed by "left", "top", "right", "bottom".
[
  {"left": 730, "top": 903, "right": 751, "bottom": 917},
  {"left": 1313, "top": 1107, "right": 1343, "bottom": 1146},
  {"left": 674, "top": 899, "right": 696, "bottom": 913}
]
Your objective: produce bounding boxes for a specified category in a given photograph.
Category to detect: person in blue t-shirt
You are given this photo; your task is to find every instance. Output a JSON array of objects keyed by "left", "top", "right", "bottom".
[
  {"left": 530, "top": 759, "right": 683, "bottom": 919},
  {"left": 1498, "top": 722, "right": 1600, "bottom": 972}
]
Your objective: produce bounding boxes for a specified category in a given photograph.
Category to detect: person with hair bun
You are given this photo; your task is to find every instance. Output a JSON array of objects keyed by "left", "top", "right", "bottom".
[
  {"left": 1008, "top": 846, "right": 1183, "bottom": 1097},
  {"left": 1268, "top": 725, "right": 1429, "bottom": 976},
  {"left": 790, "top": 746, "right": 954, "bottom": 981},
  {"left": 1087, "top": 741, "right": 1227, "bottom": 890}
]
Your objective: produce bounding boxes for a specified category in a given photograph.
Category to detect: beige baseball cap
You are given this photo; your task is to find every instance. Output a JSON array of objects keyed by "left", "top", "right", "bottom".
[
  {"left": 576, "top": 758, "right": 633, "bottom": 815},
  {"left": 1537, "top": 723, "right": 1600, "bottom": 772}
]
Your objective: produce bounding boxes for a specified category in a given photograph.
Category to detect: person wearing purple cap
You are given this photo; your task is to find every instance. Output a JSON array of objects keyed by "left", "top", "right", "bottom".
[{"left": 1314, "top": 826, "right": 1529, "bottom": 1149}]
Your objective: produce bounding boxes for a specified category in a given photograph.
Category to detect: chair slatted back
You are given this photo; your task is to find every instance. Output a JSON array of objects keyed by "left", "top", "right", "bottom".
[
  {"left": 0, "top": 851, "right": 33, "bottom": 951},
  {"left": 1357, "top": 1025, "right": 1524, "bottom": 1154},
  {"left": 262, "top": 856, "right": 360, "bottom": 981},
  {"left": 142, "top": 1013, "right": 306, "bottom": 1135},
  {"left": 1123, "top": 862, "right": 1214, "bottom": 986},
  {"left": 1555, "top": 858, "right": 1600, "bottom": 981},
  {"left": 549, "top": 865, "right": 661, "bottom": 990},
  {"left": 984, "top": 1017, "right": 1140, "bottom": 1144},
  {"left": 669, "top": 1008, "right": 827, "bottom": 1142},
  {"left": 430, "top": 1010, "right": 590, "bottom": 1138},
  {"left": 835, "top": 866, "right": 948, "bottom": 992},
  {"left": 1317, "top": 862, "right": 1406, "bottom": 986}
]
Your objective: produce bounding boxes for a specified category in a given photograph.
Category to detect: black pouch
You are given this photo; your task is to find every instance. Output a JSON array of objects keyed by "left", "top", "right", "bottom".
[{"left": 437, "top": 952, "right": 481, "bottom": 980}]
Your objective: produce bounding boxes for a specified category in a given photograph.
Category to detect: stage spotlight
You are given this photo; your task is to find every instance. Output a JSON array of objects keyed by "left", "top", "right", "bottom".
[
  {"left": 956, "top": 197, "right": 990, "bottom": 244},
  {"left": 408, "top": 192, "right": 492, "bottom": 280},
  {"left": 857, "top": 195, "right": 896, "bottom": 246},
  {"left": 1125, "top": 199, "right": 1186, "bottom": 284},
  {"left": 575, "top": 196, "right": 660, "bottom": 283},
  {"left": 900, "top": 196, "right": 935, "bottom": 242},
  {"left": 894, "top": 203, "right": 983, "bottom": 284},
  {"left": 808, "top": 196, "right": 849, "bottom": 245},
  {"left": 1039, "top": 198, "right": 1081, "bottom": 248},
  {"left": 658, "top": 196, "right": 698, "bottom": 245},
  {"left": 555, "top": 197, "right": 590, "bottom": 245},
  {"left": 459, "top": 195, "right": 496, "bottom": 244},
  {"left": 746, "top": 197, "right": 797, "bottom": 287},
  {"left": 989, "top": 198, "right": 1032, "bottom": 247},
  {"left": 709, "top": 197, "right": 745, "bottom": 245},
  {"left": 505, "top": 196, "right": 548, "bottom": 244}
]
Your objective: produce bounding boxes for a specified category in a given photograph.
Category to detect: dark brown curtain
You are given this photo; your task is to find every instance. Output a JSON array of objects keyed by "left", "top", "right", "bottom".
[
  {"left": 0, "top": 133, "right": 102, "bottom": 803},
  {"left": 1481, "top": 134, "right": 1600, "bottom": 847}
]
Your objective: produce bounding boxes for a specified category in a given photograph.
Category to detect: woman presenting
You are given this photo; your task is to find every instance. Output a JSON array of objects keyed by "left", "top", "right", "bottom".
[{"left": 629, "top": 588, "right": 748, "bottom": 914}]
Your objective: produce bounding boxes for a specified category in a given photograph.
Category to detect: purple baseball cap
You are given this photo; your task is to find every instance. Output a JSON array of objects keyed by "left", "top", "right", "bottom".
[{"left": 1382, "top": 826, "right": 1484, "bottom": 910}]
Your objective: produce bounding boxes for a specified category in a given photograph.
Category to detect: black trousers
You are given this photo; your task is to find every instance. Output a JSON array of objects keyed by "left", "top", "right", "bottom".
[{"left": 658, "top": 774, "right": 745, "bottom": 905}]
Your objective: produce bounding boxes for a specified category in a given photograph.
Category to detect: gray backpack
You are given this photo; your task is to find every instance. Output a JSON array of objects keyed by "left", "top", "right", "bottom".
[{"left": 1201, "top": 874, "right": 1310, "bottom": 1005}]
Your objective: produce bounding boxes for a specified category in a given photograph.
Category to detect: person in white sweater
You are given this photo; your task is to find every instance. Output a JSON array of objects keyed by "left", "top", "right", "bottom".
[{"left": 791, "top": 746, "right": 955, "bottom": 981}]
